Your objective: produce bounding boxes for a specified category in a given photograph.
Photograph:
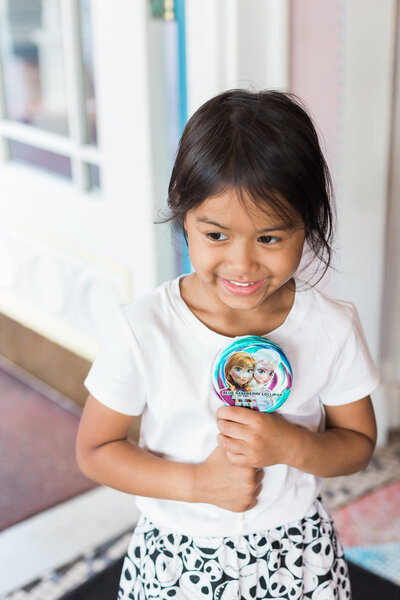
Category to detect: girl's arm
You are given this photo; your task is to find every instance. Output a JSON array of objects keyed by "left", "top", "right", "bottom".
[
  {"left": 216, "top": 396, "right": 377, "bottom": 477},
  {"left": 76, "top": 394, "right": 263, "bottom": 512}
]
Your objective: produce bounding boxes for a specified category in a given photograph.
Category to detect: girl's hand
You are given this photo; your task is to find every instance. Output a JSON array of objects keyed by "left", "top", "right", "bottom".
[
  {"left": 217, "top": 397, "right": 377, "bottom": 477},
  {"left": 217, "top": 405, "right": 296, "bottom": 469},
  {"left": 192, "top": 444, "right": 263, "bottom": 512}
]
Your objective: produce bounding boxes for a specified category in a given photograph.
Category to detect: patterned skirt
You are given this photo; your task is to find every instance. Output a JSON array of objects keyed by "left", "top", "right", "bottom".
[{"left": 118, "top": 497, "right": 351, "bottom": 599}]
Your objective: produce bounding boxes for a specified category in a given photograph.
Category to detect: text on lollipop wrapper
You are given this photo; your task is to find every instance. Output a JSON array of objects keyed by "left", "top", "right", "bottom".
[{"left": 223, "top": 390, "right": 283, "bottom": 398}]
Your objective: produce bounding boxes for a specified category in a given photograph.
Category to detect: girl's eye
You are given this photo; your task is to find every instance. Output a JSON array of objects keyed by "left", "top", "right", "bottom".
[
  {"left": 206, "top": 232, "right": 228, "bottom": 241},
  {"left": 258, "top": 369, "right": 265, "bottom": 375},
  {"left": 258, "top": 235, "right": 279, "bottom": 244}
]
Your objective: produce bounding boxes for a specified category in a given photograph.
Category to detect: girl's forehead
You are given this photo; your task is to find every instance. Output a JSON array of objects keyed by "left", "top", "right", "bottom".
[
  {"left": 194, "top": 191, "right": 271, "bottom": 217},
  {"left": 189, "top": 190, "right": 300, "bottom": 230}
]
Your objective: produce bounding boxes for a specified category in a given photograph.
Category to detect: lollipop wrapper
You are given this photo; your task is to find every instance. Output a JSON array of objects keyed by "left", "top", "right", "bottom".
[{"left": 212, "top": 335, "right": 292, "bottom": 413}]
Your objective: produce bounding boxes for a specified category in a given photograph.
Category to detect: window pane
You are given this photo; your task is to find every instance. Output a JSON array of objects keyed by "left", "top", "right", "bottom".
[
  {"left": 88, "top": 163, "right": 100, "bottom": 190},
  {"left": 79, "top": 0, "right": 97, "bottom": 145},
  {"left": 10, "top": 140, "right": 72, "bottom": 180},
  {"left": 0, "top": 0, "right": 69, "bottom": 136}
]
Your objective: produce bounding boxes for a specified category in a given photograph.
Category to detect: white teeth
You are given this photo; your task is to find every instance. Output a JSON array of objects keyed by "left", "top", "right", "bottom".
[{"left": 229, "top": 281, "right": 255, "bottom": 287}]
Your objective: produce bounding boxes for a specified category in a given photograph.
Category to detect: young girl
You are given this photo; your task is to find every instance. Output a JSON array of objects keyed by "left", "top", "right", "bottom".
[{"left": 77, "top": 90, "right": 379, "bottom": 599}]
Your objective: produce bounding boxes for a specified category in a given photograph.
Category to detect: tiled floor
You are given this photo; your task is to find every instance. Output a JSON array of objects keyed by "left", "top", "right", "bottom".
[{"left": 1, "top": 355, "right": 399, "bottom": 599}]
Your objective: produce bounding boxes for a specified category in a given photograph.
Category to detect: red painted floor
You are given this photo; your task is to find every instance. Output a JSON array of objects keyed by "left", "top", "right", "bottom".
[{"left": 0, "top": 367, "right": 97, "bottom": 531}]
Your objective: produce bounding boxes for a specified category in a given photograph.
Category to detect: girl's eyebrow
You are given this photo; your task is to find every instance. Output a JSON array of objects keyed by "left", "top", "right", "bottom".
[
  {"left": 195, "top": 216, "right": 291, "bottom": 233},
  {"left": 195, "top": 217, "right": 229, "bottom": 229}
]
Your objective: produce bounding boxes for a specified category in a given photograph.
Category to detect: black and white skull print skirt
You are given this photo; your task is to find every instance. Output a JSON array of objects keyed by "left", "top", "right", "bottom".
[{"left": 118, "top": 497, "right": 351, "bottom": 599}]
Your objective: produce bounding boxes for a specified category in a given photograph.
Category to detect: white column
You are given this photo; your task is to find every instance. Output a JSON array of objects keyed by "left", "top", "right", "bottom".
[
  {"left": 332, "top": 0, "right": 397, "bottom": 443},
  {"left": 91, "top": 0, "right": 157, "bottom": 295},
  {"left": 185, "top": 0, "right": 290, "bottom": 116},
  {"left": 333, "top": 0, "right": 396, "bottom": 362}
]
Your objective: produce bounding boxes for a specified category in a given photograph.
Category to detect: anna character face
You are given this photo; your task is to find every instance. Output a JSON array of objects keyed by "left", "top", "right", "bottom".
[
  {"left": 225, "top": 352, "right": 256, "bottom": 388},
  {"left": 229, "top": 364, "right": 254, "bottom": 386}
]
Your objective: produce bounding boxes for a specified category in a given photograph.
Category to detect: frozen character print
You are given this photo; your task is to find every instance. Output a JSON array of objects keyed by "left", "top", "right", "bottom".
[
  {"left": 248, "top": 349, "right": 281, "bottom": 410},
  {"left": 249, "top": 349, "right": 281, "bottom": 391},
  {"left": 224, "top": 352, "right": 256, "bottom": 407},
  {"left": 224, "top": 352, "right": 256, "bottom": 394}
]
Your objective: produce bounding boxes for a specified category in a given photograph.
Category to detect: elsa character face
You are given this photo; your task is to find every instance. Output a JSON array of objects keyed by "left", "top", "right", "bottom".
[
  {"left": 251, "top": 349, "right": 280, "bottom": 388},
  {"left": 254, "top": 360, "right": 275, "bottom": 385}
]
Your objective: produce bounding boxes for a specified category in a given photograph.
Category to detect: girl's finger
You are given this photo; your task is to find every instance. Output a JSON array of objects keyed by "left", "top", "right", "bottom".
[
  {"left": 217, "top": 405, "right": 253, "bottom": 423},
  {"left": 218, "top": 433, "right": 247, "bottom": 454},
  {"left": 217, "top": 418, "right": 248, "bottom": 441},
  {"left": 217, "top": 405, "right": 267, "bottom": 426}
]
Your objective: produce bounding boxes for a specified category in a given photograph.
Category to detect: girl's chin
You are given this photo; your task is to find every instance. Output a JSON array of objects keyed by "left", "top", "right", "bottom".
[{"left": 217, "top": 290, "right": 266, "bottom": 310}]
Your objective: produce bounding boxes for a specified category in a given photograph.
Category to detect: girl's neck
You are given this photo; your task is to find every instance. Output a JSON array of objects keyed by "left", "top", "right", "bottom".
[{"left": 180, "top": 274, "right": 295, "bottom": 337}]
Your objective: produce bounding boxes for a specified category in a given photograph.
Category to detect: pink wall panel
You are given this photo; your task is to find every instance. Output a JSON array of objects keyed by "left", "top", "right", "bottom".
[
  {"left": 290, "top": 0, "right": 343, "bottom": 181},
  {"left": 290, "top": 0, "right": 343, "bottom": 291}
]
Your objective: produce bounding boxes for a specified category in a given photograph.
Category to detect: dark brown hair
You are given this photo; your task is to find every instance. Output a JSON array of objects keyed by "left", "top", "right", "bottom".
[{"left": 166, "top": 89, "right": 335, "bottom": 278}]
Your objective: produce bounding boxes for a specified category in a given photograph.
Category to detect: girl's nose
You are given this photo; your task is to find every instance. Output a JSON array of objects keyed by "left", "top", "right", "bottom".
[{"left": 227, "top": 241, "right": 257, "bottom": 273}]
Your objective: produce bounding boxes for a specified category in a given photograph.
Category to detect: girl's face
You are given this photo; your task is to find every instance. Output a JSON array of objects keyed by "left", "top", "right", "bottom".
[
  {"left": 184, "top": 190, "right": 305, "bottom": 316},
  {"left": 254, "top": 361, "right": 275, "bottom": 385},
  {"left": 229, "top": 364, "right": 254, "bottom": 386}
]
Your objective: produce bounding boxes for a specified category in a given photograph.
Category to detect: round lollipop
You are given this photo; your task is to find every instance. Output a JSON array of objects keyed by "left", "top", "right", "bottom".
[{"left": 212, "top": 335, "right": 292, "bottom": 412}]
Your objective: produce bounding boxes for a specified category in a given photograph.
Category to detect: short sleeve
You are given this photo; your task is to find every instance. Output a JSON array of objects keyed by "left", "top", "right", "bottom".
[
  {"left": 320, "top": 306, "right": 381, "bottom": 406},
  {"left": 84, "top": 308, "right": 147, "bottom": 415}
]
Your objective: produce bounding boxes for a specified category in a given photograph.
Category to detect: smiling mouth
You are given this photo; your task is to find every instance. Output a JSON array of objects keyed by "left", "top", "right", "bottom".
[
  {"left": 219, "top": 277, "right": 267, "bottom": 296},
  {"left": 229, "top": 280, "right": 255, "bottom": 287}
]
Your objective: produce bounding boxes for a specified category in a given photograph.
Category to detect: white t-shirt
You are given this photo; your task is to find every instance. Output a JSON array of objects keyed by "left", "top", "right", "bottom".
[{"left": 84, "top": 277, "right": 380, "bottom": 536}]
